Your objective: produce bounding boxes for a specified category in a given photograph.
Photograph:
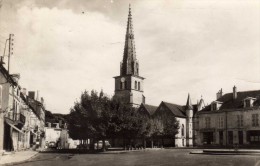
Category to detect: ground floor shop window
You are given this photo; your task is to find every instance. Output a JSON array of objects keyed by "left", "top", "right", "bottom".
[
  {"left": 247, "top": 131, "right": 260, "bottom": 144},
  {"left": 203, "top": 132, "right": 213, "bottom": 145}
]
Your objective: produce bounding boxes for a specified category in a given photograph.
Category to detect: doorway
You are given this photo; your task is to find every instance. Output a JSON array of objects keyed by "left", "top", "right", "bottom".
[
  {"left": 228, "top": 131, "right": 233, "bottom": 145},
  {"left": 219, "top": 131, "right": 223, "bottom": 145},
  {"left": 238, "top": 131, "right": 243, "bottom": 145}
]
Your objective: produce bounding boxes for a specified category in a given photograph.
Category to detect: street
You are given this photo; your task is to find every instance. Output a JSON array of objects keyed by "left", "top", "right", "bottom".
[{"left": 15, "top": 149, "right": 260, "bottom": 166}]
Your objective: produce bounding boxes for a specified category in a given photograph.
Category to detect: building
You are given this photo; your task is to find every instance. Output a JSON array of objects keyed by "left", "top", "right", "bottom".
[
  {"left": 154, "top": 97, "right": 196, "bottom": 147},
  {"left": 0, "top": 62, "right": 46, "bottom": 153},
  {"left": 45, "top": 122, "right": 70, "bottom": 149},
  {"left": 113, "top": 5, "right": 145, "bottom": 107},
  {"left": 195, "top": 86, "right": 260, "bottom": 147},
  {"left": 138, "top": 104, "right": 158, "bottom": 117},
  {"left": 114, "top": 6, "right": 202, "bottom": 147},
  {"left": 0, "top": 63, "right": 26, "bottom": 152},
  {"left": 138, "top": 95, "right": 202, "bottom": 147},
  {"left": 27, "top": 91, "right": 46, "bottom": 149}
]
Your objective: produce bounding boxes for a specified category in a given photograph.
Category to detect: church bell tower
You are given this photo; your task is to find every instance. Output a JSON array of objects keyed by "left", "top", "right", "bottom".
[{"left": 113, "top": 5, "right": 145, "bottom": 107}]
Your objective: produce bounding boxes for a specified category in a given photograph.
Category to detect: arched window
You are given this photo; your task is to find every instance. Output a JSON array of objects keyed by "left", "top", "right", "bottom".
[
  {"left": 120, "top": 81, "right": 125, "bottom": 90},
  {"left": 135, "top": 81, "right": 137, "bottom": 89},
  {"left": 120, "top": 82, "right": 123, "bottom": 89},
  {"left": 138, "top": 82, "right": 140, "bottom": 91},
  {"left": 181, "top": 124, "right": 184, "bottom": 136},
  {"left": 136, "top": 63, "right": 139, "bottom": 75}
]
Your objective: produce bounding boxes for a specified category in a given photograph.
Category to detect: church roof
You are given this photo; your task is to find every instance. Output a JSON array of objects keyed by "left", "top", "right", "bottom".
[
  {"left": 199, "top": 90, "right": 260, "bottom": 113},
  {"left": 161, "top": 101, "right": 186, "bottom": 118},
  {"left": 140, "top": 103, "right": 158, "bottom": 116}
]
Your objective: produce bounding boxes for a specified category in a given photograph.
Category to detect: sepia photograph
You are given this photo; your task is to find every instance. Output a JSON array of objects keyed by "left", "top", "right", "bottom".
[{"left": 0, "top": 0, "right": 259, "bottom": 165}]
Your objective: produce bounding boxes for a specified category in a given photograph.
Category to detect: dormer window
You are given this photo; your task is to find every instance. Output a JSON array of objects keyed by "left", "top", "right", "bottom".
[
  {"left": 213, "top": 103, "right": 217, "bottom": 110},
  {"left": 211, "top": 101, "right": 223, "bottom": 111},
  {"left": 245, "top": 100, "right": 250, "bottom": 107},
  {"left": 244, "top": 97, "right": 256, "bottom": 108}
]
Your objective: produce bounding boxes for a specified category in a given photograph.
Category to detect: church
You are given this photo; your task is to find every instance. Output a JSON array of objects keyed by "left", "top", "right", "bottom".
[{"left": 113, "top": 5, "right": 202, "bottom": 147}]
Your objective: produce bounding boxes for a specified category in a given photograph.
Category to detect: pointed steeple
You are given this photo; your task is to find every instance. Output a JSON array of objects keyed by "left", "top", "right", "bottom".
[
  {"left": 186, "top": 93, "right": 193, "bottom": 110},
  {"left": 121, "top": 4, "right": 139, "bottom": 76},
  {"left": 197, "top": 95, "right": 205, "bottom": 111}
]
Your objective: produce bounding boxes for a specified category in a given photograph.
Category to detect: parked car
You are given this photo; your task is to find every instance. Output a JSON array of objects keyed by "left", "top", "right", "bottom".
[
  {"left": 48, "top": 141, "right": 57, "bottom": 149},
  {"left": 94, "top": 140, "right": 111, "bottom": 150},
  {"left": 76, "top": 144, "right": 89, "bottom": 149}
]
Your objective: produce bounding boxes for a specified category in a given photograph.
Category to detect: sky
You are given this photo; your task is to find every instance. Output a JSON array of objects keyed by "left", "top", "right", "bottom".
[{"left": 0, "top": 0, "right": 259, "bottom": 114}]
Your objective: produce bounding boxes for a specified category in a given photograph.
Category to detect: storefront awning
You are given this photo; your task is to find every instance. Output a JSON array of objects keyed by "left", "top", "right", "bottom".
[{"left": 5, "top": 118, "right": 24, "bottom": 134}]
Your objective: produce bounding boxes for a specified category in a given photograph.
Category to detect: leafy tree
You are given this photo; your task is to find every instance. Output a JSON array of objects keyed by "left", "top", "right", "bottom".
[
  {"left": 67, "top": 89, "right": 180, "bottom": 150},
  {"left": 163, "top": 115, "right": 179, "bottom": 138}
]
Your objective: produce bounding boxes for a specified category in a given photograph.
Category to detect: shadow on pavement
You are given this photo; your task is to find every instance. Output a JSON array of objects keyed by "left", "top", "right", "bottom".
[{"left": 40, "top": 148, "right": 126, "bottom": 154}]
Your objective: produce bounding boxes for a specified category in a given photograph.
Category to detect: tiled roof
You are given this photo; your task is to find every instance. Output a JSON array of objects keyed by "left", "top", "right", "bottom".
[
  {"left": 0, "top": 64, "right": 17, "bottom": 86},
  {"left": 193, "top": 104, "right": 198, "bottom": 114},
  {"left": 200, "top": 90, "right": 260, "bottom": 112},
  {"left": 162, "top": 101, "right": 186, "bottom": 118},
  {"left": 141, "top": 104, "right": 158, "bottom": 115}
]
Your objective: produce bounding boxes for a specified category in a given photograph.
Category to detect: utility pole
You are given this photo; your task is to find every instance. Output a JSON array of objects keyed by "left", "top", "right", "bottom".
[{"left": 8, "top": 34, "right": 14, "bottom": 73}]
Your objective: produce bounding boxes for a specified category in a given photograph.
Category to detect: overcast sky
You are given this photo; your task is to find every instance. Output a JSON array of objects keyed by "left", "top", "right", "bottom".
[{"left": 0, "top": 0, "right": 259, "bottom": 114}]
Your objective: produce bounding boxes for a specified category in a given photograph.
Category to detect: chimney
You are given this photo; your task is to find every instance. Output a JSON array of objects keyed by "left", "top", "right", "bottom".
[
  {"left": 233, "top": 86, "right": 237, "bottom": 100},
  {"left": 22, "top": 88, "right": 27, "bottom": 96},
  {"left": 28, "top": 91, "right": 35, "bottom": 99},
  {"left": 59, "top": 120, "right": 63, "bottom": 128},
  {"left": 56, "top": 123, "right": 59, "bottom": 129},
  {"left": 64, "top": 123, "right": 67, "bottom": 129},
  {"left": 36, "top": 90, "right": 40, "bottom": 101},
  {"left": 41, "top": 97, "right": 44, "bottom": 104},
  {"left": 216, "top": 88, "right": 223, "bottom": 100}
]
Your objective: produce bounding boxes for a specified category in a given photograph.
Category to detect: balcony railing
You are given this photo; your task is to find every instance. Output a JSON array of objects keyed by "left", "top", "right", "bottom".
[{"left": 5, "top": 112, "right": 26, "bottom": 125}]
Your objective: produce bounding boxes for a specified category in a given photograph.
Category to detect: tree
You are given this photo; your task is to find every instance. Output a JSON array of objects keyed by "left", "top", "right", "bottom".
[
  {"left": 67, "top": 90, "right": 118, "bottom": 151},
  {"left": 163, "top": 115, "right": 179, "bottom": 138},
  {"left": 67, "top": 89, "right": 180, "bottom": 151}
]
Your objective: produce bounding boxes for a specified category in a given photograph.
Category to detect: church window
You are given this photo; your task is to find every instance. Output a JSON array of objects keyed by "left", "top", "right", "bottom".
[
  {"left": 120, "top": 81, "right": 125, "bottom": 90},
  {"left": 181, "top": 124, "right": 184, "bottom": 136},
  {"left": 136, "top": 63, "right": 139, "bottom": 75},
  {"left": 135, "top": 81, "right": 137, "bottom": 89},
  {"left": 138, "top": 82, "right": 140, "bottom": 90},
  {"left": 122, "top": 82, "right": 125, "bottom": 89},
  {"left": 120, "top": 82, "right": 123, "bottom": 89}
]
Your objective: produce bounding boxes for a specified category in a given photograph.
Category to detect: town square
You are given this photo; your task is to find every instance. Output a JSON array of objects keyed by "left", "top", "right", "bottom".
[{"left": 0, "top": 0, "right": 259, "bottom": 165}]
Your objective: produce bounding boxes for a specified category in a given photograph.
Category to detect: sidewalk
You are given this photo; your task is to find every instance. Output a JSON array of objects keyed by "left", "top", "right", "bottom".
[
  {"left": 0, "top": 150, "right": 38, "bottom": 165},
  {"left": 190, "top": 149, "right": 260, "bottom": 155}
]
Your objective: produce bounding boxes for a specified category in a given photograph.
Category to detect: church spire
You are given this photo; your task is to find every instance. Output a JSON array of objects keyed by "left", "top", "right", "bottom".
[{"left": 121, "top": 4, "right": 139, "bottom": 76}]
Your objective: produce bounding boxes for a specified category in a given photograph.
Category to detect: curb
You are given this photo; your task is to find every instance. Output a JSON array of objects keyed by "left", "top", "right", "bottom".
[
  {"left": 1, "top": 152, "right": 38, "bottom": 166},
  {"left": 190, "top": 152, "right": 260, "bottom": 156},
  {"left": 101, "top": 148, "right": 163, "bottom": 154}
]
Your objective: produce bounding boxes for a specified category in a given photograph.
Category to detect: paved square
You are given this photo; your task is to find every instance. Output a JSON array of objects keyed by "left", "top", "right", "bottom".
[{"left": 17, "top": 149, "right": 260, "bottom": 166}]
